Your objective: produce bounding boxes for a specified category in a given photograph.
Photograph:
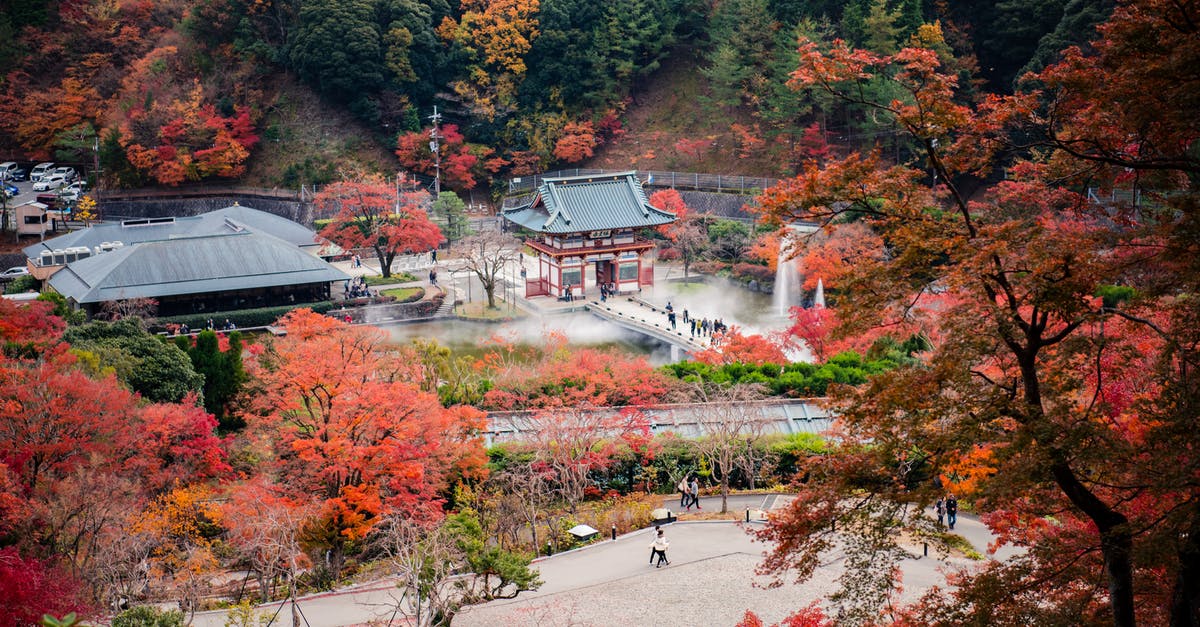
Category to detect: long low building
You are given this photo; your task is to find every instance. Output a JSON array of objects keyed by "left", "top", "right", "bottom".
[
  {"left": 22, "top": 205, "right": 349, "bottom": 317},
  {"left": 485, "top": 398, "right": 834, "bottom": 445}
]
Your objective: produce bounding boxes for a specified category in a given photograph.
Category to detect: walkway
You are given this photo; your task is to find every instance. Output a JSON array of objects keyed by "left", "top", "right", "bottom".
[
  {"left": 188, "top": 494, "right": 1017, "bottom": 627},
  {"left": 584, "top": 296, "right": 710, "bottom": 356}
]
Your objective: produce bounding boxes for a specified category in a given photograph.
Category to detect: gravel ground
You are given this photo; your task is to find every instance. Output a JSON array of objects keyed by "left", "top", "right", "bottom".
[{"left": 453, "top": 553, "right": 834, "bottom": 627}]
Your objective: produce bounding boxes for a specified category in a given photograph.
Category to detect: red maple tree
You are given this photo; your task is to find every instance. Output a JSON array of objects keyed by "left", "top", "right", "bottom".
[{"left": 315, "top": 177, "right": 442, "bottom": 278}]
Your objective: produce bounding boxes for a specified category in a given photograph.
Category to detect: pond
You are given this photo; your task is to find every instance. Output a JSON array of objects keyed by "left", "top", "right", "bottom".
[
  {"left": 379, "top": 277, "right": 796, "bottom": 364},
  {"left": 383, "top": 312, "right": 677, "bottom": 364}
]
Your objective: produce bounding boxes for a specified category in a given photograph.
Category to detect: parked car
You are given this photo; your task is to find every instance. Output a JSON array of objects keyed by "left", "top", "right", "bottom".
[
  {"left": 60, "top": 181, "right": 87, "bottom": 201},
  {"left": 33, "top": 174, "right": 68, "bottom": 192},
  {"left": 1, "top": 182, "right": 18, "bottom": 199},
  {"left": 0, "top": 266, "right": 29, "bottom": 278},
  {"left": 30, "top": 162, "right": 55, "bottom": 182},
  {"left": 50, "top": 166, "right": 78, "bottom": 182},
  {"left": 4, "top": 166, "right": 28, "bottom": 181},
  {"left": 0, "top": 162, "right": 18, "bottom": 180}
]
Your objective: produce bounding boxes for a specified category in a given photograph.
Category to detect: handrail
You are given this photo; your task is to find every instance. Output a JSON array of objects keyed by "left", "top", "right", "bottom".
[{"left": 584, "top": 300, "right": 706, "bottom": 351}]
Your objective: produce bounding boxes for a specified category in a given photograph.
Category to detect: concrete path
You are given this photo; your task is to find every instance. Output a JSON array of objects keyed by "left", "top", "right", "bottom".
[{"left": 188, "top": 494, "right": 1016, "bottom": 627}]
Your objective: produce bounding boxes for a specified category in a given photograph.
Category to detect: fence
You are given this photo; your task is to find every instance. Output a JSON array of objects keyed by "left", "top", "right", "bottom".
[{"left": 507, "top": 169, "right": 779, "bottom": 196}]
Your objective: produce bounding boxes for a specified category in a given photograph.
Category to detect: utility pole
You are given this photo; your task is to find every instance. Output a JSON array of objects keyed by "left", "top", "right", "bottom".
[{"left": 428, "top": 106, "right": 442, "bottom": 199}]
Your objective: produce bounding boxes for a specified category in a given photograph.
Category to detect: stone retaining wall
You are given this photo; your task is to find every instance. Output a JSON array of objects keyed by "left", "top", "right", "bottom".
[
  {"left": 328, "top": 293, "right": 446, "bottom": 325},
  {"left": 99, "top": 196, "right": 311, "bottom": 225}
]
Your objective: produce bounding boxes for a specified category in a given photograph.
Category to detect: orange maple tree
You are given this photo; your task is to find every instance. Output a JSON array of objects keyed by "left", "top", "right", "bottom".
[
  {"left": 692, "top": 327, "right": 790, "bottom": 366},
  {"left": 243, "top": 309, "right": 487, "bottom": 574}
]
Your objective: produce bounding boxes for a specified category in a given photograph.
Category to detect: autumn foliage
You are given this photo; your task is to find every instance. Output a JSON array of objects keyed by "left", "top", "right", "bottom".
[
  {"left": 243, "top": 309, "right": 487, "bottom": 571},
  {"left": 752, "top": 1, "right": 1200, "bottom": 623},
  {"left": 315, "top": 177, "right": 443, "bottom": 278}
]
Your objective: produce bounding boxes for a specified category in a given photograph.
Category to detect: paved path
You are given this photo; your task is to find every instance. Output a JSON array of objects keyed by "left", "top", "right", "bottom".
[{"left": 189, "top": 494, "right": 1016, "bottom": 627}]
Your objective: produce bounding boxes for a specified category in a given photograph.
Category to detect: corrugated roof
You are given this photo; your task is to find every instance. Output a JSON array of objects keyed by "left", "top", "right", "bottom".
[
  {"left": 502, "top": 171, "right": 676, "bottom": 233},
  {"left": 24, "top": 205, "right": 320, "bottom": 258},
  {"left": 49, "top": 231, "right": 349, "bottom": 304}
]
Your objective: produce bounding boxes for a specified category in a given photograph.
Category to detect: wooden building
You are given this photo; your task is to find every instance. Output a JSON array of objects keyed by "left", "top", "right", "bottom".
[{"left": 502, "top": 172, "right": 676, "bottom": 299}]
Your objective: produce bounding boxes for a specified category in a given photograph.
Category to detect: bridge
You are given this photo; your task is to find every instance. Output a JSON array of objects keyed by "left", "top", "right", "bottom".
[{"left": 583, "top": 296, "right": 709, "bottom": 361}]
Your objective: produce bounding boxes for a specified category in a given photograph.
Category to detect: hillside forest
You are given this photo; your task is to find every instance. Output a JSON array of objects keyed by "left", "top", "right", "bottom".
[
  {"left": 4, "top": 0, "right": 1200, "bottom": 626},
  {"left": 1, "top": 0, "right": 1112, "bottom": 192}
]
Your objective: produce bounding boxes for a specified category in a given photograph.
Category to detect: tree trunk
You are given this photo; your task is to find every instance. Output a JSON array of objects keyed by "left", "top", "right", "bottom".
[
  {"left": 1050, "top": 460, "right": 1135, "bottom": 627},
  {"left": 1169, "top": 502, "right": 1200, "bottom": 626},
  {"left": 721, "top": 473, "right": 730, "bottom": 513},
  {"left": 375, "top": 246, "right": 391, "bottom": 278},
  {"left": 484, "top": 279, "right": 497, "bottom": 308}
]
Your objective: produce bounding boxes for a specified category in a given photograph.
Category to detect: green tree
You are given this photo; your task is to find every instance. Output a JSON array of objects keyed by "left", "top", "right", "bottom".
[
  {"left": 52, "top": 122, "right": 97, "bottom": 169},
  {"left": 432, "top": 191, "right": 469, "bottom": 243},
  {"left": 289, "top": 1, "right": 386, "bottom": 102},
  {"left": 702, "top": 0, "right": 778, "bottom": 111},
  {"left": 862, "top": 0, "right": 903, "bottom": 54},
  {"left": 36, "top": 292, "right": 86, "bottom": 326},
  {"left": 187, "top": 330, "right": 246, "bottom": 430},
  {"left": 63, "top": 318, "right": 204, "bottom": 404}
]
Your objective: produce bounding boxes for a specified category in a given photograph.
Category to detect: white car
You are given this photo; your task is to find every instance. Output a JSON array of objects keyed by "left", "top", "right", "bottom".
[
  {"left": 50, "top": 166, "right": 78, "bottom": 182},
  {"left": 29, "top": 162, "right": 55, "bottom": 182},
  {"left": 60, "top": 181, "right": 88, "bottom": 201},
  {"left": 33, "top": 174, "right": 68, "bottom": 192}
]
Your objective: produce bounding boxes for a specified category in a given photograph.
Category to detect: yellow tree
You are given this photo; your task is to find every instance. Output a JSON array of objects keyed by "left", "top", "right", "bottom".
[
  {"left": 74, "top": 195, "right": 97, "bottom": 226},
  {"left": 438, "top": 0, "right": 540, "bottom": 120}
]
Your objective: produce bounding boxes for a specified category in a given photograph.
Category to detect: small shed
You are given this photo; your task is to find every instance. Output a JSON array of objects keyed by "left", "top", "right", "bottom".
[{"left": 16, "top": 202, "right": 51, "bottom": 237}]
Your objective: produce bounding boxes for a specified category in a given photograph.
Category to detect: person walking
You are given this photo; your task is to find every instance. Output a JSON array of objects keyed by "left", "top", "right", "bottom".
[
  {"left": 429, "top": 269, "right": 438, "bottom": 286},
  {"left": 688, "top": 477, "right": 701, "bottom": 510},
  {"left": 678, "top": 476, "right": 690, "bottom": 509},
  {"left": 649, "top": 525, "right": 662, "bottom": 565},
  {"left": 649, "top": 528, "right": 670, "bottom": 567},
  {"left": 935, "top": 497, "right": 945, "bottom": 528},
  {"left": 946, "top": 494, "right": 958, "bottom": 530}
]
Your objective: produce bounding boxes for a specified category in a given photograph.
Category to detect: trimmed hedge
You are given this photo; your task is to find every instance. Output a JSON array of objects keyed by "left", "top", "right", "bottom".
[{"left": 156, "top": 301, "right": 340, "bottom": 330}]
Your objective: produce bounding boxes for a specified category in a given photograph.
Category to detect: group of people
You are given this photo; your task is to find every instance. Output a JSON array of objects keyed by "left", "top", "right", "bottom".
[
  {"left": 662, "top": 302, "right": 726, "bottom": 339},
  {"left": 935, "top": 494, "right": 959, "bottom": 530},
  {"left": 203, "top": 318, "right": 236, "bottom": 331},
  {"left": 428, "top": 268, "right": 438, "bottom": 287},
  {"left": 344, "top": 276, "right": 376, "bottom": 299},
  {"left": 677, "top": 475, "right": 702, "bottom": 511},
  {"left": 599, "top": 282, "right": 617, "bottom": 301}
]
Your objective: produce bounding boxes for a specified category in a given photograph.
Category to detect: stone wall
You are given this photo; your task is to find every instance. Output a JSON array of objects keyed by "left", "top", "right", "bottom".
[
  {"left": 99, "top": 196, "right": 312, "bottom": 226},
  {"left": 328, "top": 293, "right": 446, "bottom": 325}
]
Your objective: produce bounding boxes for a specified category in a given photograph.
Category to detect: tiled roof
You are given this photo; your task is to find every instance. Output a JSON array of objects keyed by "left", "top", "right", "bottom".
[
  {"left": 23, "top": 205, "right": 321, "bottom": 258},
  {"left": 502, "top": 171, "right": 676, "bottom": 234},
  {"left": 48, "top": 230, "right": 349, "bottom": 304}
]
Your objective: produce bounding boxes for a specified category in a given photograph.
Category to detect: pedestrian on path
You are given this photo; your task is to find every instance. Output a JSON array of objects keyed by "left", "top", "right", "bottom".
[
  {"left": 649, "top": 528, "right": 670, "bottom": 567},
  {"left": 678, "top": 476, "right": 690, "bottom": 509},
  {"left": 935, "top": 497, "right": 945, "bottom": 528},
  {"left": 429, "top": 269, "right": 438, "bottom": 286},
  {"left": 353, "top": 254, "right": 361, "bottom": 268},
  {"left": 688, "top": 477, "right": 701, "bottom": 510},
  {"left": 946, "top": 494, "right": 958, "bottom": 530},
  {"left": 648, "top": 525, "right": 662, "bottom": 565}
]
